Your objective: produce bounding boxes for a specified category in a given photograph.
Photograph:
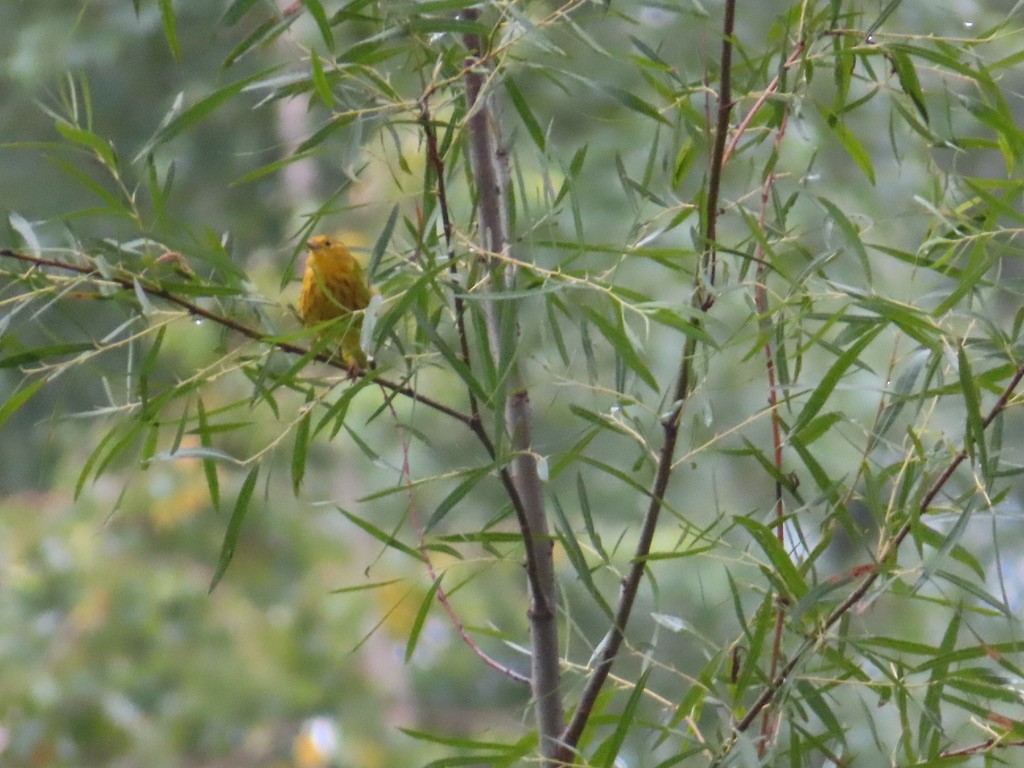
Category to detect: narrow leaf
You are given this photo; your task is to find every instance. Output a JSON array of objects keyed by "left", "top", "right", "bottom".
[
  {"left": 336, "top": 507, "right": 425, "bottom": 562},
  {"left": 301, "top": 0, "right": 334, "bottom": 48},
  {"left": 370, "top": 204, "right": 399, "bottom": 279},
  {"left": 292, "top": 397, "right": 312, "bottom": 494},
  {"left": 791, "top": 324, "right": 882, "bottom": 435},
  {"left": 135, "top": 68, "right": 278, "bottom": 161},
  {"left": 405, "top": 579, "right": 440, "bottom": 662},
  {"left": 582, "top": 307, "right": 659, "bottom": 390},
  {"left": 208, "top": 465, "right": 259, "bottom": 593},
  {"left": 505, "top": 78, "right": 546, "bottom": 152},
  {"left": 425, "top": 465, "right": 493, "bottom": 532},
  {"left": 309, "top": 50, "right": 335, "bottom": 108},
  {"left": 0, "top": 380, "right": 44, "bottom": 428},
  {"left": 824, "top": 112, "right": 876, "bottom": 184},
  {"left": 158, "top": 0, "right": 181, "bottom": 59},
  {"left": 956, "top": 344, "right": 987, "bottom": 470},
  {"left": 734, "top": 516, "right": 807, "bottom": 601}
]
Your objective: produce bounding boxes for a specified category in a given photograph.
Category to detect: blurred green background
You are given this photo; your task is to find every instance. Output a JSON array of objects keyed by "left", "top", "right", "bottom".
[{"left": 2, "top": 1, "right": 1023, "bottom": 766}]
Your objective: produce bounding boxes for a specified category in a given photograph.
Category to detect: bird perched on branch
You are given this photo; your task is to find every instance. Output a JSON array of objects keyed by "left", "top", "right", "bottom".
[{"left": 298, "top": 235, "right": 373, "bottom": 371}]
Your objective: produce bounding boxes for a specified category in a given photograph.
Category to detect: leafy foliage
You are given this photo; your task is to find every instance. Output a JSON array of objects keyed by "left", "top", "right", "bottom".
[{"left": 2, "top": 0, "right": 1024, "bottom": 766}]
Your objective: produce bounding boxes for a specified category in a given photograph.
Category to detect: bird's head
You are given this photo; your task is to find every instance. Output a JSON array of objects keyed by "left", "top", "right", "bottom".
[{"left": 307, "top": 235, "right": 341, "bottom": 251}]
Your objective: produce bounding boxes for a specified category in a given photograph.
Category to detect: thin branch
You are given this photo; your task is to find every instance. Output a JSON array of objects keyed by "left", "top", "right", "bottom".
[
  {"left": 418, "top": 97, "right": 489, "bottom": 442},
  {"left": 412, "top": 95, "right": 530, "bottom": 684},
  {"left": 725, "top": 359, "right": 1024, "bottom": 746},
  {"left": 557, "top": 333, "right": 700, "bottom": 759},
  {"left": 0, "top": 248, "right": 472, "bottom": 427},
  {"left": 700, "top": 0, "right": 737, "bottom": 309},
  {"left": 558, "top": 1, "right": 738, "bottom": 757},
  {"left": 460, "top": 13, "right": 564, "bottom": 762},
  {"left": 720, "top": 40, "right": 806, "bottom": 168},
  {"left": 940, "top": 736, "right": 1024, "bottom": 759},
  {"left": 753, "top": 70, "right": 796, "bottom": 756},
  {"left": 390, "top": 390, "right": 529, "bottom": 685}
]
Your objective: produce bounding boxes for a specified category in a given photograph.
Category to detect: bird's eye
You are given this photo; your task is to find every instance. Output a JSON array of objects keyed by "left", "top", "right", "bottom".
[{"left": 322, "top": 238, "right": 332, "bottom": 247}]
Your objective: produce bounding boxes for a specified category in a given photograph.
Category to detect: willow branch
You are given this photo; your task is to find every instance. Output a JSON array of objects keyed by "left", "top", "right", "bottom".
[
  {"left": 753, "top": 69, "right": 796, "bottom": 755},
  {"left": 726, "top": 359, "right": 1024, "bottom": 746},
  {"left": 940, "top": 736, "right": 1024, "bottom": 759},
  {"left": 461, "top": 13, "right": 564, "bottom": 762},
  {"left": 700, "top": 0, "right": 737, "bottom": 308},
  {"left": 0, "top": 248, "right": 472, "bottom": 426},
  {"left": 558, "top": 2, "right": 738, "bottom": 757},
  {"left": 720, "top": 40, "right": 805, "bottom": 168},
  {"left": 557, "top": 332, "right": 700, "bottom": 759},
  {"left": 418, "top": 98, "right": 489, "bottom": 443}
]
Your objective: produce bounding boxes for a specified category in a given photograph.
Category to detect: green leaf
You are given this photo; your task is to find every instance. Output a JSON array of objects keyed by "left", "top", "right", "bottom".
[
  {"left": 795, "top": 679, "right": 845, "bottom": 740},
  {"left": 0, "top": 380, "right": 44, "bottom": 429},
  {"left": 55, "top": 121, "right": 118, "bottom": 169},
  {"left": 0, "top": 342, "right": 95, "bottom": 369},
  {"left": 890, "top": 49, "right": 928, "bottom": 123},
  {"left": 504, "top": 78, "right": 545, "bottom": 152},
  {"left": 911, "top": 521, "right": 984, "bottom": 579},
  {"left": 135, "top": 68, "right": 279, "bottom": 161},
  {"left": 292, "top": 397, "right": 312, "bottom": 494},
  {"left": 577, "top": 472, "right": 609, "bottom": 564},
  {"left": 222, "top": 17, "right": 288, "bottom": 68},
  {"left": 336, "top": 507, "right": 425, "bottom": 562},
  {"left": 602, "top": 85, "right": 670, "bottom": 125},
  {"left": 582, "top": 307, "right": 659, "bottom": 391},
  {"left": 404, "top": 16, "right": 489, "bottom": 35},
  {"left": 9, "top": 211, "right": 42, "bottom": 254},
  {"left": 370, "top": 204, "right": 399, "bottom": 279},
  {"left": 733, "top": 516, "right": 807, "bottom": 601},
  {"left": 425, "top": 465, "right": 494, "bottom": 532},
  {"left": 309, "top": 49, "right": 334, "bottom": 108},
  {"left": 230, "top": 148, "right": 318, "bottom": 186},
  {"left": 792, "top": 411, "right": 843, "bottom": 446},
  {"left": 594, "top": 668, "right": 651, "bottom": 767},
  {"left": 301, "top": 0, "right": 334, "bottom": 48},
  {"left": 865, "top": 0, "right": 903, "bottom": 37},
  {"left": 551, "top": 495, "right": 613, "bottom": 619},
  {"left": 158, "top": 0, "right": 181, "bottom": 60},
  {"left": 196, "top": 398, "right": 220, "bottom": 510},
  {"left": 208, "top": 465, "right": 259, "bottom": 593},
  {"left": 817, "top": 195, "right": 871, "bottom": 278},
  {"left": 405, "top": 578, "right": 440, "bottom": 662},
  {"left": 822, "top": 110, "right": 876, "bottom": 184},
  {"left": 411, "top": 304, "right": 489, "bottom": 403},
  {"left": 646, "top": 307, "right": 717, "bottom": 346},
  {"left": 956, "top": 344, "right": 987, "bottom": 470},
  {"left": 296, "top": 113, "right": 355, "bottom": 153},
  {"left": 930, "top": 239, "right": 992, "bottom": 316},
  {"left": 791, "top": 324, "right": 882, "bottom": 435},
  {"left": 221, "top": 0, "right": 259, "bottom": 26}
]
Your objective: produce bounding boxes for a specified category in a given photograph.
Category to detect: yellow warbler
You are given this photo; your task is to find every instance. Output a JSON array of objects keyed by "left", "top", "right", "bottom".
[{"left": 298, "top": 235, "right": 373, "bottom": 370}]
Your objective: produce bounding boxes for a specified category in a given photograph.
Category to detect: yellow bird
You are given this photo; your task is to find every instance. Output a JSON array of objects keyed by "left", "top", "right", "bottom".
[{"left": 298, "top": 235, "right": 373, "bottom": 370}]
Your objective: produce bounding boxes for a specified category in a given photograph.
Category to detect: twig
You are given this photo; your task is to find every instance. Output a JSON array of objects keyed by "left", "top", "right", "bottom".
[
  {"left": 753, "top": 68, "right": 795, "bottom": 755},
  {"left": 460, "top": 12, "right": 564, "bottom": 762},
  {"left": 725, "top": 359, "right": 1024, "bottom": 747},
  {"left": 940, "top": 736, "right": 1024, "bottom": 759},
  {"left": 0, "top": 248, "right": 473, "bottom": 427},
  {"left": 700, "top": 0, "right": 737, "bottom": 309},
  {"left": 720, "top": 41, "right": 805, "bottom": 168},
  {"left": 418, "top": 97, "right": 490, "bottom": 447},
  {"left": 388, "top": 387, "right": 529, "bottom": 684},
  {"left": 557, "top": 333, "right": 700, "bottom": 760},
  {"left": 558, "top": 1, "right": 737, "bottom": 758},
  {"left": 412, "top": 95, "right": 531, "bottom": 684}
]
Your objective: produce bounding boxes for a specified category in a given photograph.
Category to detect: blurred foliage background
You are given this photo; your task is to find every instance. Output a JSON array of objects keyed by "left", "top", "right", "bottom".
[{"left": 2, "top": 0, "right": 1024, "bottom": 766}]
